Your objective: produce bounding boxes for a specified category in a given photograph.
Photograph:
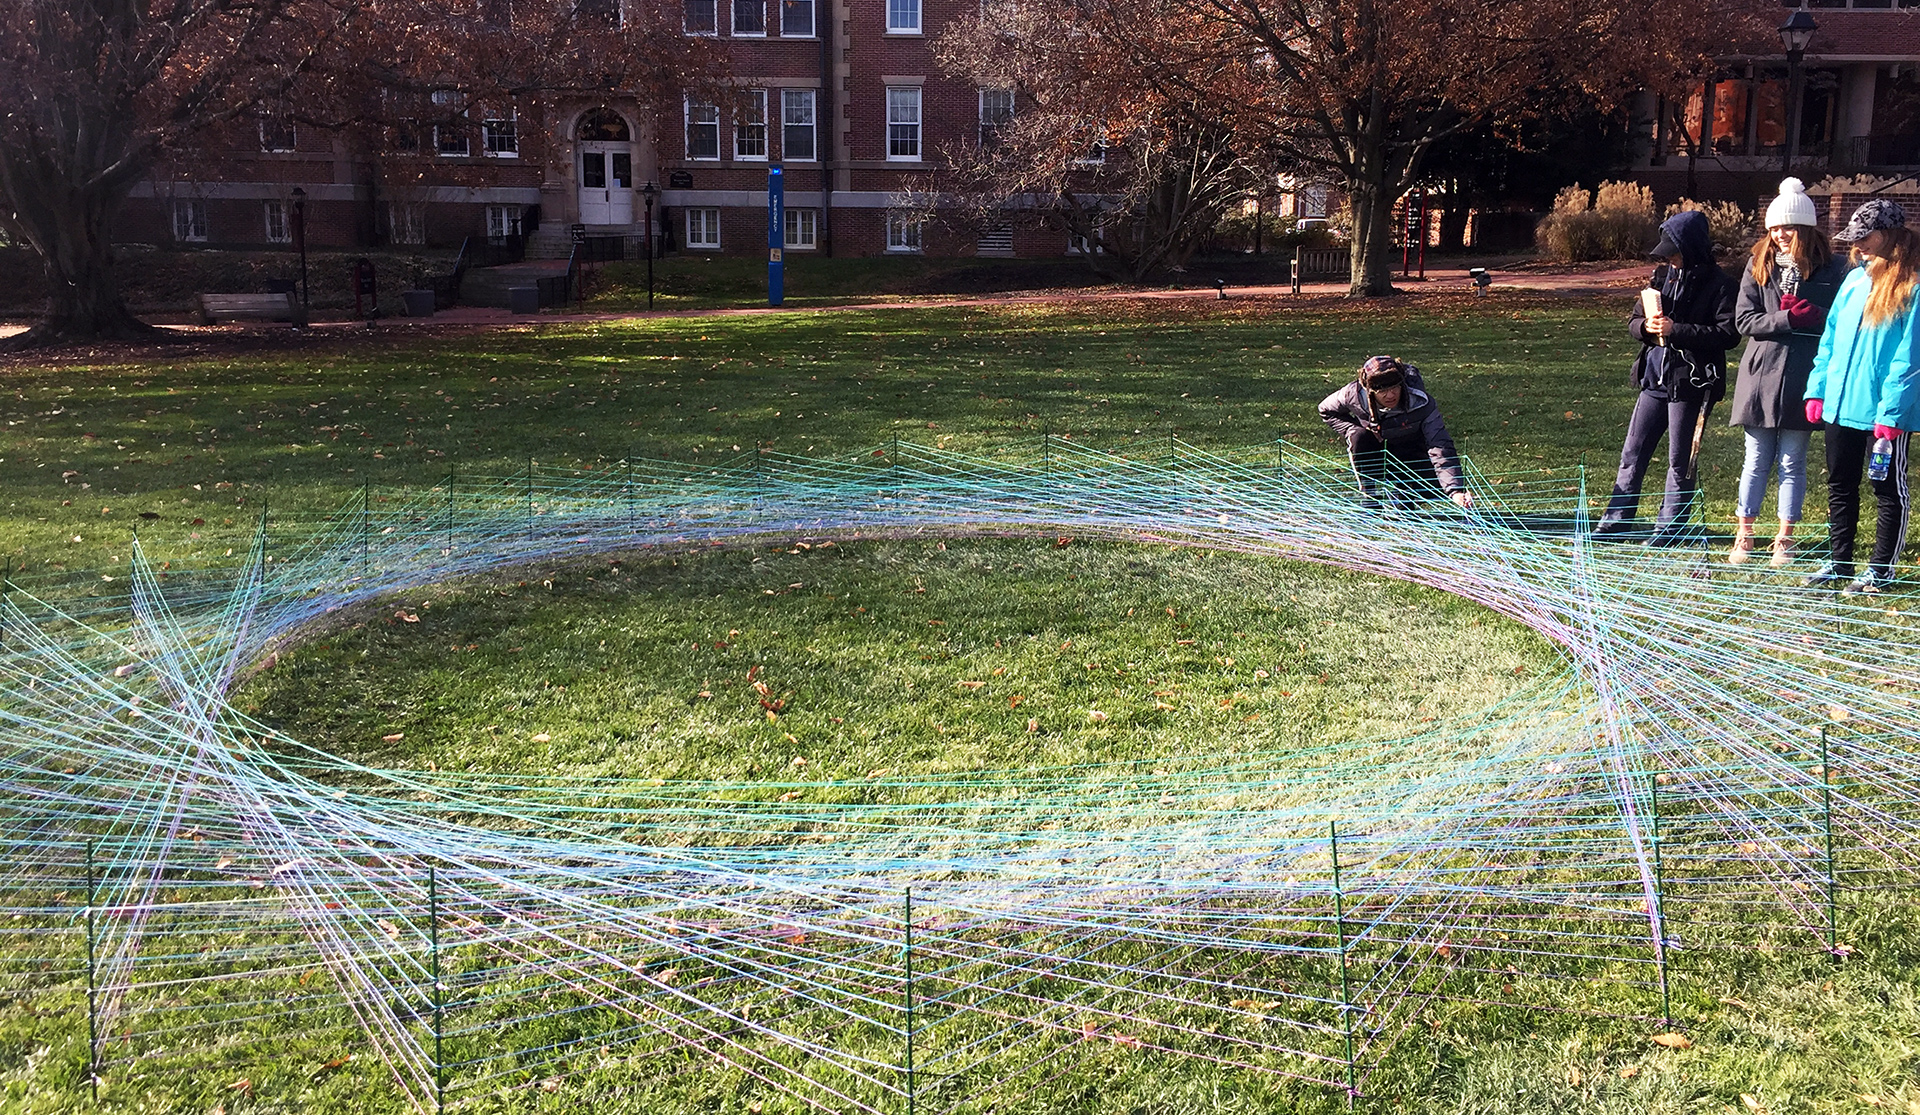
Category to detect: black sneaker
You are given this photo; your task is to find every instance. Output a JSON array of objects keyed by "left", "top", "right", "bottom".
[
  {"left": 1844, "top": 567, "right": 1893, "bottom": 597},
  {"left": 1643, "top": 524, "right": 1703, "bottom": 549},
  {"left": 1804, "top": 560, "right": 1854, "bottom": 588}
]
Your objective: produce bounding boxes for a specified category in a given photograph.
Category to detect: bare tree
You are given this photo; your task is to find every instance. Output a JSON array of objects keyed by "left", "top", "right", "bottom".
[
  {"left": 941, "top": 0, "right": 1772, "bottom": 296},
  {"left": 936, "top": 3, "right": 1269, "bottom": 282}
]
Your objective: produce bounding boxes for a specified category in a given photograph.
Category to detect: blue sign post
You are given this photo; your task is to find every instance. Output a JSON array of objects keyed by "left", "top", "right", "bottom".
[{"left": 767, "top": 166, "right": 784, "bottom": 307}]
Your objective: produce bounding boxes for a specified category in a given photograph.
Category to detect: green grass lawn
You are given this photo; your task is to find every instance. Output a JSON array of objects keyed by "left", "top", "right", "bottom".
[{"left": 2, "top": 292, "right": 1916, "bottom": 1114}]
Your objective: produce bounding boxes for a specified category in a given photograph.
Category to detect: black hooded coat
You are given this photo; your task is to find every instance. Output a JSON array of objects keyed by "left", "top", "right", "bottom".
[{"left": 1627, "top": 210, "right": 1740, "bottom": 404}]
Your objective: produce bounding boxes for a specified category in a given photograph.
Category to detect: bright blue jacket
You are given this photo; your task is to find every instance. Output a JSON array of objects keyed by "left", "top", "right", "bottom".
[{"left": 1805, "top": 264, "right": 1920, "bottom": 431}]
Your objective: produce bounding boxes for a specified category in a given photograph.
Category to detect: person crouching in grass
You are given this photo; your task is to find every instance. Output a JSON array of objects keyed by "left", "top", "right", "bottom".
[{"left": 1318, "top": 355, "right": 1474, "bottom": 510}]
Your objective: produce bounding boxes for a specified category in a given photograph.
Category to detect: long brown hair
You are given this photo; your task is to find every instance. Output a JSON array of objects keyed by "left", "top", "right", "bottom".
[
  {"left": 1748, "top": 225, "right": 1833, "bottom": 285},
  {"left": 1857, "top": 225, "right": 1920, "bottom": 328}
]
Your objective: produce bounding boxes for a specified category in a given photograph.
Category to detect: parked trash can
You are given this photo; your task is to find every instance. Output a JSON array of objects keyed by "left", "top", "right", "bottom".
[
  {"left": 401, "top": 289, "right": 436, "bottom": 317},
  {"left": 508, "top": 286, "right": 539, "bottom": 315}
]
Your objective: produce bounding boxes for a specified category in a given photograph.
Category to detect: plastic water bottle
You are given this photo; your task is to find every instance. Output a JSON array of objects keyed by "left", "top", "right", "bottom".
[{"left": 1870, "top": 437, "right": 1894, "bottom": 482}]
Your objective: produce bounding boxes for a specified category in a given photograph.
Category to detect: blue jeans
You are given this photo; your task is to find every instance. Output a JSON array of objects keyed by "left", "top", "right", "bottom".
[{"left": 1735, "top": 426, "right": 1811, "bottom": 521}]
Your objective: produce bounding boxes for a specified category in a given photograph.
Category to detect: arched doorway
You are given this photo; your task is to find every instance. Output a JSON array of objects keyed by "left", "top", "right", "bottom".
[{"left": 576, "top": 109, "right": 634, "bottom": 225}]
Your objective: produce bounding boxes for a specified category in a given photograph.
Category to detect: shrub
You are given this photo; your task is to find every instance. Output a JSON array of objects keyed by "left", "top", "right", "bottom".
[
  {"left": 1536, "top": 180, "right": 1658, "bottom": 262},
  {"left": 1665, "top": 198, "right": 1757, "bottom": 256}
]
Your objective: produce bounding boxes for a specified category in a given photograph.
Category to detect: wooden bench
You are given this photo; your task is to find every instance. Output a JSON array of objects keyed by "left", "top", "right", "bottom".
[{"left": 197, "top": 292, "right": 307, "bottom": 326}]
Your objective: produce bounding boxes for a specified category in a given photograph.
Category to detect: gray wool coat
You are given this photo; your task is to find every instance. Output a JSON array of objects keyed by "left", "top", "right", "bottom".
[{"left": 1727, "top": 256, "right": 1850, "bottom": 431}]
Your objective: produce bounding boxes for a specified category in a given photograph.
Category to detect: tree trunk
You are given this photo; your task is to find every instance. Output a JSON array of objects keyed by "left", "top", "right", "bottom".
[
  {"left": 0, "top": 159, "right": 156, "bottom": 350},
  {"left": 1438, "top": 176, "right": 1471, "bottom": 253},
  {"left": 1347, "top": 179, "right": 1399, "bottom": 297}
]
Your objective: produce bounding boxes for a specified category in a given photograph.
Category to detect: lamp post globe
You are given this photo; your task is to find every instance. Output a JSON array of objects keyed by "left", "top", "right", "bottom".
[
  {"left": 1778, "top": 10, "right": 1818, "bottom": 174},
  {"left": 640, "top": 181, "right": 658, "bottom": 311}
]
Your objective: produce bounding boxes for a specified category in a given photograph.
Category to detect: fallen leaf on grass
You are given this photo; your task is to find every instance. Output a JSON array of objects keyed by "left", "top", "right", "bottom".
[
  {"left": 382, "top": 733, "right": 404, "bottom": 743},
  {"left": 228, "top": 1078, "right": 252, "bottom": 1093},
  {"left": 378, "top": 919, "right": 402, "bottom": 941},
  {"left": 1087, "top": 710, "right": 1108, "bottom": 722},
  {"left": 1008, "top": 694, "right": 1024, "bottom": 709},
  {"left": 956, "top": 680, "right": 984, "bottom": 690},
  {"left": 312, "top": 1054, "right": 353, "bottom": 1079},
  {"left": 1741, "top": 1095, "right": 1766, "bottom": 1114},
  {"left": 778, "top": 791, "right": 802, "bottom": 802},
  {"left": 1619, "top": 1064, "right": 1640, "bottom": 1080},
  {"left": 532, "top": 732, "right": 551, "bottom": 743},
  {"left": 1026, "top": 718, "right": 1040, "bottom": 733},
  {"left": 1649, "top": 1032, "right": 1692, "bottom": 1049}
]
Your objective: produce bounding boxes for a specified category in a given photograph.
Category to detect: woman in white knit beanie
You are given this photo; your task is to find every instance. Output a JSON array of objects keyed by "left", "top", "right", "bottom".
[{"left": 1724, "top": 177, "right": 1847, "bottom": 564}]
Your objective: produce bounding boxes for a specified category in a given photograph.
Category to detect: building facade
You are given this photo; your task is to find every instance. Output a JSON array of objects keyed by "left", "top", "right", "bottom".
[
  {"left": 1631, "top": 1, "right": 1920, "bottom": 226},
  {"left": 119, "top": 0, "right": 1087, "bottom": 261}
]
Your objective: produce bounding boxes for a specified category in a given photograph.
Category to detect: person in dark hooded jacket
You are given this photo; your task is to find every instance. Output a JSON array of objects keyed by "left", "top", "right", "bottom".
[
  {"left": 1594, "top": 209, "right": 1740, "bottom": 543},
  {"left": 1319, "top": 355, "right": 1473, "bottom": 509}
]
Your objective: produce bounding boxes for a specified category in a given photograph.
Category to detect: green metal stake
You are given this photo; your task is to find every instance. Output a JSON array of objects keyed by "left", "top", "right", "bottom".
[
  {"left": 1330, "top": 821, "right": 1355, "bottom": 1102},
  {"left": 1649, "top": 774, "right": 1672, "bottom": 1026},
  {"left": 1042, "top": 420, "right": 1051, "bottom": 476},
  {"left": 891, "top": 434, "right": 900, "bottom": 479},
  {"left": 445, "top": 468, "right": 454, "bottom": 552},
  {"left": 625, "top": 451, "right": 634, "bottom": 535},
  {"left": 1820, "top": 729, "right": 1840, "bottom": 959},
  {"left": 904, "top": 886, "right": 915, "bottom": 1115},
  {"left": 361, "top": 479, "right": 372, "bottom": 576},
  {"left": 84, "top": 840, "right": 99, "bottom": 1102},
  {"left": 1168, "top": 429, "right": 1176, "bottom": 465},
  {"left": 429, "top": 863, "right": 444, "bottom": 1113},
  {"left": 526, "top": 458, "right": 535, "bottom": 541}
]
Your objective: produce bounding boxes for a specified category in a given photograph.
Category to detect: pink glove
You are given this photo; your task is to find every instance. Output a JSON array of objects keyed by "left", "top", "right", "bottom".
[
  {"left": 1806, "top": 399, "right": 1824, "bottom": 425},
  {"left": 1875, "top": 423, "right": 1904, "bottom": 440}
]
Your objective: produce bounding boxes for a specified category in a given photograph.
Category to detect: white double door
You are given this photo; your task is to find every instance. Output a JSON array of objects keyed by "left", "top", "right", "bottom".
[{"left": 577, "top": 142, "right": 634, "bottom": 225}]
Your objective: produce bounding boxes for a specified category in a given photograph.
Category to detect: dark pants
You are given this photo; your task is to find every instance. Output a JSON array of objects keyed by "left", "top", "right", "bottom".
[
  {"left": 1349, "top": 433, "right": 1443, "bottom": 503},
  {"left": 1600, "top": 390, "right": 1712, "bottom": 529},
  {"left": 1824, "top": 423, "right": 1912, "bottom": 574}
]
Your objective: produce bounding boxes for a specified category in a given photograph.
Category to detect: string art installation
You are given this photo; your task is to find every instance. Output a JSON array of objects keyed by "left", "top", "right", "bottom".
[{"left": 0, "top": 436, "right": 1910, "bottom": 1110}]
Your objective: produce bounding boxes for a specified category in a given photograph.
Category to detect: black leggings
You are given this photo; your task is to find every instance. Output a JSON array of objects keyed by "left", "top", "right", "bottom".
[{"left": 1824, "top": 423, "right": 1912, "bottom": 573}]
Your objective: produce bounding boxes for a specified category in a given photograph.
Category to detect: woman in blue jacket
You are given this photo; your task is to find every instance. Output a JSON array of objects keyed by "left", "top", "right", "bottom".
[{"left": 1803, "top": 200, "right": 1920, "bottom": 595}]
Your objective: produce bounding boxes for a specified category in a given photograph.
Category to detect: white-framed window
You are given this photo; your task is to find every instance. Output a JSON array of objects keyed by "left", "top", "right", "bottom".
[
  {"left": 886, "top": 0, "right": 920, "bottom": 32},
  {"left": 686, "top": 100, "right": 721, "bottom": 160},
  {"left": 485, "top": 205, "right": 521, "bottom": 240},
  {"left": 685, "top": 0, "right": 717, "bottom": 32},
  {"left": 434, "top": 95, "right": 470, "bottom": 157},
  {"left": 264, "top": 200, "right": 291, "bottom": 243},
  {"left": 785, "top": 208, "right": 817, "bottom": 249},
  {"left": 387, "top": 202, "right": 425, "bottom": 245},
  {"left": 781, "top": 0, "right": 813, "bottom": 35},
  {"left": 686, "top": 208, "right": 721, "bottom": 248},
  {"left": 781, "top": 89, "right": 817, "bottom": 161},
  {"left": 735, "top": 89, "right": 768, "bottom": 160},
  {"left": 886, "top": 87, "right": 922, "bottom": 160},
  {"left": 979, "top": 88, "right": 1014, "bottom": 146},
  {"left": 259, "top": 117, "right": 296, "bottom": 152},
  {"left": 886, "top": 212, "right": 923, "bottom": 253},
  {"left": 483, "top": 115, "right": 518, "bottom": 156},
  {"left": 173, "top": 199, "right": 208, "bottom": 242},
  {"left": 732, "top": 0, "right": 764, "bottom": 34}
]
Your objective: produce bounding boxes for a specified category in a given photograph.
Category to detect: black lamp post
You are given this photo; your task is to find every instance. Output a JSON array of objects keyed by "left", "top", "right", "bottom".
[
  {"left": 1779, "top": 9, "right": 1818, "bottom": 174},
  {"left": 290, "top": 186, "right": 309, "bottom": 307},
  {"left": 640, "top": 180, "right": 658, "bottom": 311}
]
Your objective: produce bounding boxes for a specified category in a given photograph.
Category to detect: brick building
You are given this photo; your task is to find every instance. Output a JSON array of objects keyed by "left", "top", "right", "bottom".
[
  {"left": 120, "top": 0, "right": 1080, "bottom": 262},
  {"left": 1631, "top": 0, "right": 1920, "bottom": 230}
]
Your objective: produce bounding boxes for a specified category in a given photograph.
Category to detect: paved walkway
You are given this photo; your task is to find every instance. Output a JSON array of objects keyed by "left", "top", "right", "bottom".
[{"left": 0, "top": 264, "right": 1649, "bottom": 340}]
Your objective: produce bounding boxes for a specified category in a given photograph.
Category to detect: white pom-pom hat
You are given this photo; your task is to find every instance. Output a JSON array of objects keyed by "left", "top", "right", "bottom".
[{"left": 1766, "top": 177, "right": 1818, "bottom": 229}]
